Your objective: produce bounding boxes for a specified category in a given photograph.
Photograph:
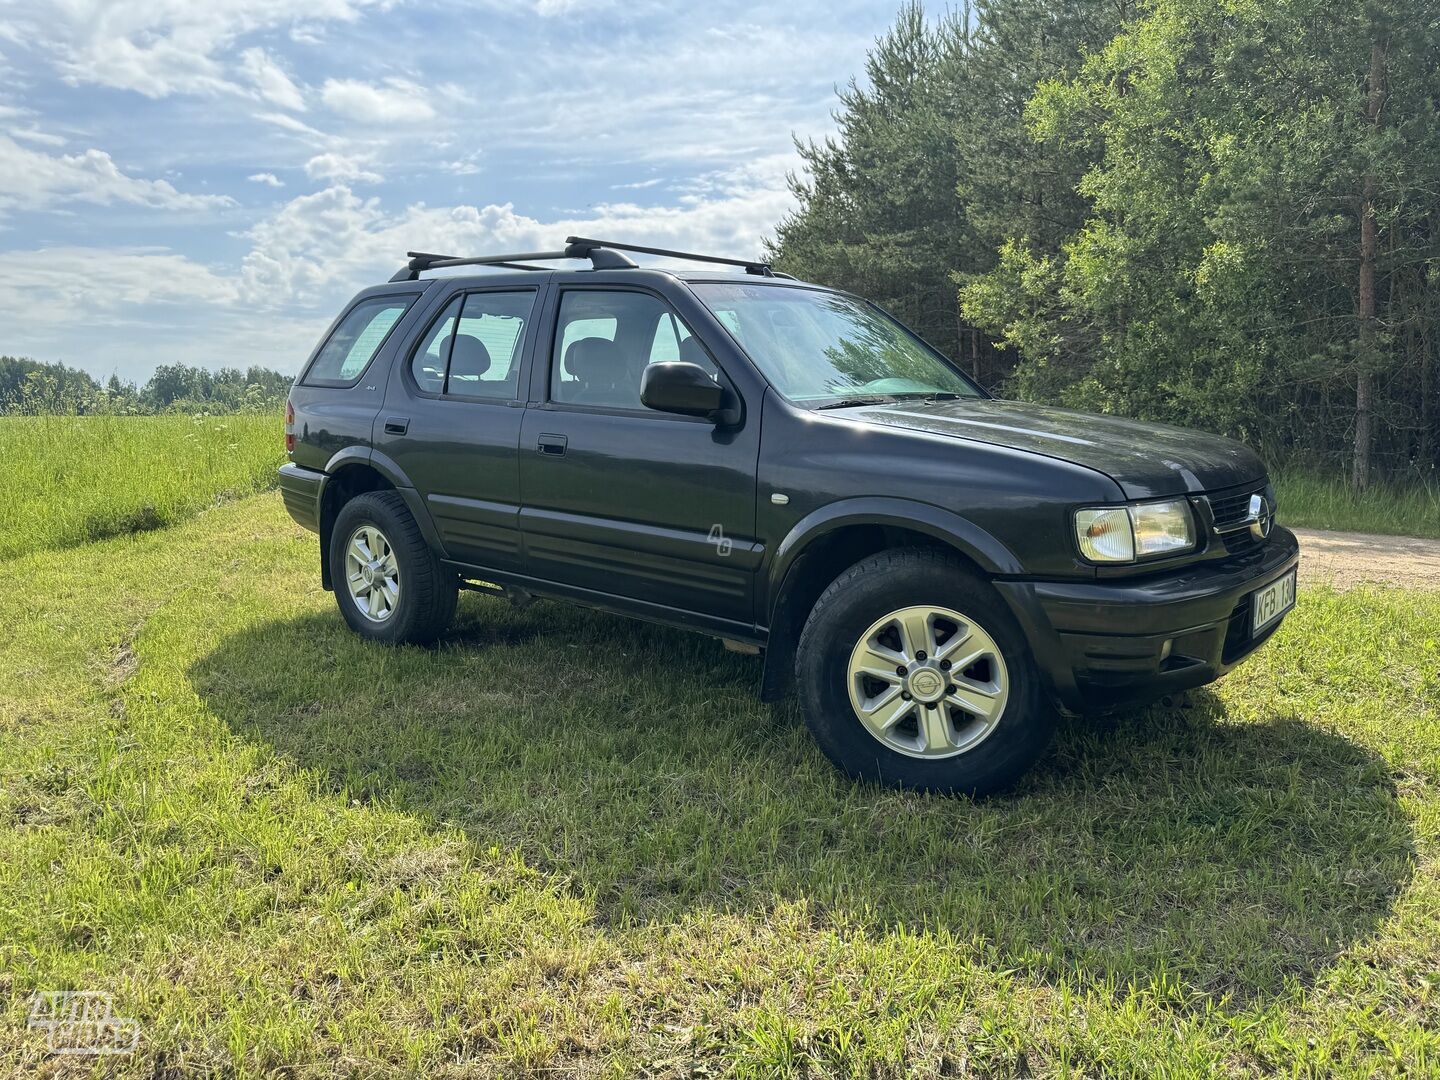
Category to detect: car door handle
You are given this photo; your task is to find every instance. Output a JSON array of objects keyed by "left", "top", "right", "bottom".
[
  {"left": 537, "top": 433, "right": 567, "bottom": 456},
  {"left": 384, "top": 416, "right": 409, "bottom": 435}
]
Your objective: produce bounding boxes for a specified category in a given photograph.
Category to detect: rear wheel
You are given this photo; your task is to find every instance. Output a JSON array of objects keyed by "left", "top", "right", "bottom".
[
  {"left": 796, "top": 548, "right": 1054, "bottom": 796},
  {"left": 330, "top": 491, "right": 457, "bottom": 644}
]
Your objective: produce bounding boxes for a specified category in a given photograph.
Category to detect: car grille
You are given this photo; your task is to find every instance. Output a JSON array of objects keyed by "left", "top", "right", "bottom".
[{"left": 1202, "top": 482, "right": 1268, "bottom": 554}]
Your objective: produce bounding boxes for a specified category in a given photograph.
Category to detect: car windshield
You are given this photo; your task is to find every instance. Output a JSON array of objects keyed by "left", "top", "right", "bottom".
[{"left": 690, "top": 282, "right": 982, "bottom": 406}]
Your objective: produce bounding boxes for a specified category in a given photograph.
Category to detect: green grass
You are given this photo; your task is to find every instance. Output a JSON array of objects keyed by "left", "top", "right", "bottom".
[
  {"left": 1274, "top": 468, "right": 1440, "bottom": 539},
  {"left": 2, "top": 492, "right": 1438, "bottom": 1076},
  {"left": 0, "top": 413, "right": 284, "bottom": 560}
]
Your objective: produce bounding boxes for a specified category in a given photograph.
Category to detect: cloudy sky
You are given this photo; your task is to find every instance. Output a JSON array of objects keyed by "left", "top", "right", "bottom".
[{"left": 0, "top": 0, "right": 892, "bottom": 383}]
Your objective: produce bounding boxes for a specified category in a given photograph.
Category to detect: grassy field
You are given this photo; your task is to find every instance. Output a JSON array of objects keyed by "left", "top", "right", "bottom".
[
  {"left": 0, "top": 414, "right": 284, "bottom": 561},
  {"left": 0, "top": 416, "right": 1435, "bottom": 1074},
  {"left": 1, "top": 490, "right": 1437, "bottom": 1076},
  {"left": 1274, "top": 468, "right": 1440, "bottom": 539}
]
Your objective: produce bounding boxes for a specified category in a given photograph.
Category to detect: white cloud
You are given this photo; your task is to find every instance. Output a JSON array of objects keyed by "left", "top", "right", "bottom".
[
  {"left": 237, "top": 155, "right": 795, "bottom": 305},
  {"left": 0, "top": 247, "right": 240, "bottom": 307},
  {"left": 248, "top": 172, "right": 285, "bottom": 187},
  {"left": 441, "top": 152, "right": 482, "bottom": 176},
  {"left": 254, "top": 111, "right": 332, "bottom": 142},
  {"left": 17, "top": 1, "right": 379, "bottom": 99},
  {"left": 237, "top": 47, "right": 305, "bottom": 111},
  {"left": 0, "top": 247, "right": 327, "bottom": 379},
  {"left": 10, "top": 128, "right": 67, "bottom": 147},
  {"left": 320, "top": 77, "right": 434, "bottom": 124},
  {"left": 533, "top": 0, "right": 607, "bottom": 14},
  {"left": 612, "top": 177, "right": 664, "bottom": 190},
  {"left": 0, "top": 135, "right": 236, "bottom": 213},
  {"left": 304, "top": 152, "right": 382, "bottom": 184}
]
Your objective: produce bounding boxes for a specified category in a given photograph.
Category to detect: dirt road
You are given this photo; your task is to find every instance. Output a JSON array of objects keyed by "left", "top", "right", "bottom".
[{"left": 1292, "top": 527, "right": 1440, "bottom": 591}]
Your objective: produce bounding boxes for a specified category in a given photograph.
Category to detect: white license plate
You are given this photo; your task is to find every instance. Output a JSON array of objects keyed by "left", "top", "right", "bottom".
[{"left": 1251, "top": 569, "right": 1297, "bottom": 635}]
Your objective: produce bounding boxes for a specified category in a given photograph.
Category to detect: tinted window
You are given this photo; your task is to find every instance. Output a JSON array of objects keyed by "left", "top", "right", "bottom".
[
  {"left": 305, "top": 295, "right": 414, "bottom": 385},
  {"left": 410, "top": 296, "right": 461, "bottom": 394},
  {"left": 552, "top": 290, "right": 717, "bottom": 409},
  {"left": 445, "top": 291, "right": 534, "bottom": 399},
  {"left": 692, "top": 283, "right": 981, "bottom": 405}
]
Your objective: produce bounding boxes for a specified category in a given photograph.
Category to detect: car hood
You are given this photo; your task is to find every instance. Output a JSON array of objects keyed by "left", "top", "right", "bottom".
[{"left": 839, "top": 398, "right": 1265, "bottom": 498}]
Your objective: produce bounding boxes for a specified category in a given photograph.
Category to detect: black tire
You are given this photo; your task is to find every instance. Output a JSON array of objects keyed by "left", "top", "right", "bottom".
[
  {"left": 796, "top": 547, "right": 1054, "bottom": 796},
  {"left": 330, "top": 490, "right": 457, "bottom": 645}
]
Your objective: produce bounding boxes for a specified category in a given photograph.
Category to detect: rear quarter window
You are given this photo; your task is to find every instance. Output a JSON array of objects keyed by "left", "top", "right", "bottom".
[{"left": 303, "top": 295, "right": 416, "bottom": 387}]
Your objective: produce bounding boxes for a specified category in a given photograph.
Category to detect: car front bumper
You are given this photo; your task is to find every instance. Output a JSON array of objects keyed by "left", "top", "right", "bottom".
[{"left": 996, "top": 526, "right": 1300, "bottom": 714}]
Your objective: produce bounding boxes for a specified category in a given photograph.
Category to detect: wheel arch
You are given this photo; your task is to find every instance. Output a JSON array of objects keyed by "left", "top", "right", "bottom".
[
  {"left": 317, "top": 448, "right": 444, "bottom": 591},
  {"left": 318, "top": 462, "right": 395, "bottom": 591},
  {"left": 758, "top": 499, "right": 1020, "bottom": 702}
]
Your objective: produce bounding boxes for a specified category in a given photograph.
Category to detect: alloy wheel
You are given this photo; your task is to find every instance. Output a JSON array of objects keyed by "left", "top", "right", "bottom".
[
  {"left": 845, "top": 604, "right": 1009, "bottom": 758},
  {"left": 344, "top": 525, "right": 400, "bottom": 622}
]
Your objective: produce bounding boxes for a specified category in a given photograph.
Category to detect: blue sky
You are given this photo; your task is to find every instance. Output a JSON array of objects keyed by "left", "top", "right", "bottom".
[{"left": 0, "top": 0, "right": 894, "bottom": 383}]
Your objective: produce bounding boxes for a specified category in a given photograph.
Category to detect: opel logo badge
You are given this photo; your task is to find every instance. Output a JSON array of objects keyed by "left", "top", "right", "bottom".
[
  {"left": 1247, "top": 493, "right": 1274, "bottom": 540},
  {"left": 910, "top": 669, "right": 944, "bottom": 701}
]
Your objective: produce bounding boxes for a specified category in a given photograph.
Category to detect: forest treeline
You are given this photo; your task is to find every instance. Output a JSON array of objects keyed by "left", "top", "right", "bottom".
[
  {"left": 0, "top": 356, "right": 292, "bottom": 416},
  {"left": 770, "top": 0, "right": 1439, "bottom": 488}
]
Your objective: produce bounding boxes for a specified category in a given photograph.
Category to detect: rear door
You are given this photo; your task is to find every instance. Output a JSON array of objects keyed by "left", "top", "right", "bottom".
[
  {"left": 374, "top": 281, "right": 545, "bottom": 572},
  {"left": 517, "top": 285, "right": 762, "bottom": 630}
]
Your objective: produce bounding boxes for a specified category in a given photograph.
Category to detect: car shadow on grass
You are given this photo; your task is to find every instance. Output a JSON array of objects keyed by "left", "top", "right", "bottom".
[{"left": 190, "top": 593, "right": 1414, "bottom": 1007}]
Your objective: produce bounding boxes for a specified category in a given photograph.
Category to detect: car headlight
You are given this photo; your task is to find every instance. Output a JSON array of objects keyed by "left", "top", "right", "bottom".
[{"left": 1075, "top": 499, "right": 1196, "bottom": 563}]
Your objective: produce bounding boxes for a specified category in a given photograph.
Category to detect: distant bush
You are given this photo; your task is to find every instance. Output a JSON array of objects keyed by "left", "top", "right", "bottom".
[{"left": 0, "top": 356, "right": 293, "bottom": 416}]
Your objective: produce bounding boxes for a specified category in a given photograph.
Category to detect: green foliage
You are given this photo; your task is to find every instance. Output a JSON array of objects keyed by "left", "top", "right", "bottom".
[
  {"left": 769, "top": 0, "right": 1125, "bottom": 377},
  {"left": 0, "top": 355, "right": 293, "bottom": 416},
  {"left": 775, "top": 0, "right": 1440, "bottom": 483},
  {"left": 965, "top": 0, "right": 1440, "bottom": 477}
]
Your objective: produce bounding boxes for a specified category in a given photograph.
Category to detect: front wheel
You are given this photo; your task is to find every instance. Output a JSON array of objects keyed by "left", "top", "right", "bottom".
[
  {"left": 796, "top": 548, "right": 1054, "bottom": 796},
  {"left": 330, "top": 490, "right": 457, "bottom": 645}
]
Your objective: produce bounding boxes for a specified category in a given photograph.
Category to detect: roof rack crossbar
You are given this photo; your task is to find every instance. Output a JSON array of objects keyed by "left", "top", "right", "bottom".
[
  {"left": 407, "top": 251, "right": 546, "bottom": 273},
  {"left": 565, "top": 236, "right": 775, "bottom": 276},
  {"left": 388, "top": 239, "right": 777, "bottom": 281},
  {"left": 392, "top": 244, "right": 638, "bottom": 281}
]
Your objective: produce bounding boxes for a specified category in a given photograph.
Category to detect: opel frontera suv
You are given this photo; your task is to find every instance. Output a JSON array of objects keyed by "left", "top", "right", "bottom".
[{"left": 279, "top": 237, "right": 1299, "bottom": 795}]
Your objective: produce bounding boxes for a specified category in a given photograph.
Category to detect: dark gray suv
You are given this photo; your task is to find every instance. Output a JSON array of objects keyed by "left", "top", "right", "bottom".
[{"left": 279, "top": 237, "right": 1299, "bottom": 795}]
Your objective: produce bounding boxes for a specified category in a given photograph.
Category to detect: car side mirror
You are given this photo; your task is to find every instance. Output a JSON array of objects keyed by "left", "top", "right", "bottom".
[{"left": 640, "top": 362, "right": 727, "bottom": 420}]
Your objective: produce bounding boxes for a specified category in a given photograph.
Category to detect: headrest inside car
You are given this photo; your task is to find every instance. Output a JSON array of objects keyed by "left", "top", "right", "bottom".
[{"left": 448, "top": 334, "right": 492, "bottom": 378}]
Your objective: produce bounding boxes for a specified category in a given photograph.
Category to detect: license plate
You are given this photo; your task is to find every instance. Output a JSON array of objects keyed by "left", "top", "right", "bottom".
[{"left": 1251, "top": 569, "right": 1297, "bottom": 635}]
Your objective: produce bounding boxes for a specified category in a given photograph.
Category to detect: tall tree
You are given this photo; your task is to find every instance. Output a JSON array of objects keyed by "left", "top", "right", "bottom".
[
  {"left": 961, "top": 0, "right": 1440, "bottom": 481},
  {"left": 768, "top": 1, "right": 1122, "bottom": 378},
  {"left": 1353, "top": 26, "right": 1389, "bottom": 490}
]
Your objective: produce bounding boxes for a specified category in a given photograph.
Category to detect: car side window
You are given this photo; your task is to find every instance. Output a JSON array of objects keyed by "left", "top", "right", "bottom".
[
  {"left": 551, "top": 291, "right": 717, "bottom": 409},
  {"left": 445, "top": 291, "right": 534, "bottom": 399},
  {"left": 410, "top": 296, "right": 461, "bottom": 394},
  {"left": 305, "top": 295, "right": 415, "bottom": 386}
]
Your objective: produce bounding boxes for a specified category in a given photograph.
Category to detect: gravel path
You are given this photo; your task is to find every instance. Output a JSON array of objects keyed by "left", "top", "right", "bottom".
[{"left": 1292, "top": 527, "right": 1440, "bottom": 591}]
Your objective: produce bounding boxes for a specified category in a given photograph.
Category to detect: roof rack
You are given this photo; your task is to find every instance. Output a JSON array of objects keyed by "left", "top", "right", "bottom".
[
  {"left": 389, "top": 237, "right": 788, "bottom": 282},
  {"left": 565, "top": 236, "right": 778, "bottom": 276},
  {"left": 390, "top": 242, "right": 638, "bottom": 281}
]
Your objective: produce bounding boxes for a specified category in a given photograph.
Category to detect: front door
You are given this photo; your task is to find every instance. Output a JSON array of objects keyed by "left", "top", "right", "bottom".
[
  {"left": 518, "top": 286, "right": 762, "bottom": 629},
  {"left": 375, "top": 283, "right": 543, "bottom": 573}
]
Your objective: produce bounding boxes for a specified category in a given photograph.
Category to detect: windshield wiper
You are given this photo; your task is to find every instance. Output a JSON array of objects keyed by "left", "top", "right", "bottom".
[
  {"left": 891, "top": 391, "right": 962, "bottom": 403},
  {"left": 813, "top": 396, "right": 899, "bottom": 411}
]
